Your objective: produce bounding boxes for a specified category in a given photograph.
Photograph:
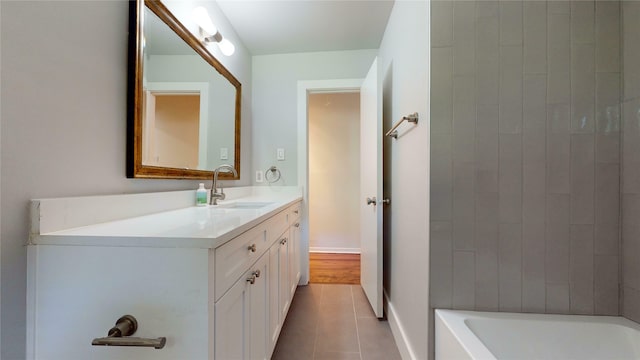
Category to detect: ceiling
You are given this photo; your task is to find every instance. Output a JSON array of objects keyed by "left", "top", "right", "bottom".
[{"left": 216, "top": 0, "right": 395, "bottom": 55}]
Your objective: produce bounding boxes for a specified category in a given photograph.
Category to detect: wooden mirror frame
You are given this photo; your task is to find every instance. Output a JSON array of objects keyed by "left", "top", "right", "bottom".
[{"left": 126, "top": 0, "right": 241, "bottom": 180}]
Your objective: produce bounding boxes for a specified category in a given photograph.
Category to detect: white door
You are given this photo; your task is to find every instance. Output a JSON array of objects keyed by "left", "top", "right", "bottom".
[{"left": 360, "top": 58, "right": 383, "bottom": 318}]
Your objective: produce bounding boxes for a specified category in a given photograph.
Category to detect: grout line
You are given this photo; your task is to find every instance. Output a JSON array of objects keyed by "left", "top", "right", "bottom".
[
  {"left": 616, "top": 0, "right": 624, "bottom": 317},
  {"left": 542, "top": 0, "right": 548, "bottom": 314},
  {"left": 591, "top": 0, "right": 597, "bottom": 315},
  {"left": 519, "top": 0, "right": 525, "bottom": 314},
  {"left": 351, "top": 285, "right": 364, "bottom": 360},
  {"left": 311, "top": 284, "right": 323, "bottom": 360}
]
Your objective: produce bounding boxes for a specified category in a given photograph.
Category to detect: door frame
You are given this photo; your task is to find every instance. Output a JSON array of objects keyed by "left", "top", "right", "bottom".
[{"left": 296, "top": 79, "right": 363, "bottom": 285}]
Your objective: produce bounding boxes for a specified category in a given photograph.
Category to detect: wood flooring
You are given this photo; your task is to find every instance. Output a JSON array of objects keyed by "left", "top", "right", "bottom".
[{"left": 309, "top": 252, "right": 360, "bottom": 284}]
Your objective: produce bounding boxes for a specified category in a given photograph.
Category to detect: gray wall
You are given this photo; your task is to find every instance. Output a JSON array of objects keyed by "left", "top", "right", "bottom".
[
  {"left": 430, "top": 0, "right": 621, "bottom": 315},
  {"left": 0, "top": 1, "right": 252, "bottom": 358},
  {"left": 621, "top": 1, "right": 640, "bottom": 321}
]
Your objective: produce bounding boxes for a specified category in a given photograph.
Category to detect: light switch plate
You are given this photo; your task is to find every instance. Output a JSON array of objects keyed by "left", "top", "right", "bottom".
[
  {"left": 220, "top": 147, "right": 228, "bottom": 160},
  {"left": 256, "top": 170, "right": 264, "bottom": 183},
  {"left": 277, "top": 148, "right": 285, "bottom": 161}
]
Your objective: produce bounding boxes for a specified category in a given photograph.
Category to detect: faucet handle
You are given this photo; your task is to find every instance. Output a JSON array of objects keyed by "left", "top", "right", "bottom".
[{"left": 219, "top": 184, "right": 226, "bottom": 201}]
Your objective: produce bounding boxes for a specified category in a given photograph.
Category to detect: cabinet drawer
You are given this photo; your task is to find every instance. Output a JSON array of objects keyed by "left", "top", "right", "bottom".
[
  {"left": 215, "top": 225, "right": 268, "bottom": 301},
  {"left": 266, "top": 210, "right": 289, "bottom": 246},
  {"left": 289, "top": 202, "right": 301, "bottom": 223}
]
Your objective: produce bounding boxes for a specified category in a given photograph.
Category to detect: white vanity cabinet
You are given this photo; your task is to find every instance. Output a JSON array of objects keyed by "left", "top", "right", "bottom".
[
  {"left": 214, "top": 203, "right": 301, "bottom": 360},
  {"left": 27, "top": 189, "right": 302, "bottom": 360}
]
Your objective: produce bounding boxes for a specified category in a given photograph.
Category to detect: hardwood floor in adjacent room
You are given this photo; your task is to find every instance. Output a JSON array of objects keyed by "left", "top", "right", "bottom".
[{"left": 309, "top": 253, "right": 360, "bottom": 284}]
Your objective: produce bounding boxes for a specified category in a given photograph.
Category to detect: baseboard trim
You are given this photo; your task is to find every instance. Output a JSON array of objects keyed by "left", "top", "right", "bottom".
[
  {"left": 309, "top": 247, "right": 360, "bottom": 254},
  {"left": 385, "top": 290, "right": 417, "bottom": 360}
]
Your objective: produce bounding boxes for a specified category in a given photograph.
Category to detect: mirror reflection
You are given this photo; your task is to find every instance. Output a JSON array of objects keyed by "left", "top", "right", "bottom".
[{"left": 127, "top": 0, "right": 241, "bottom": 179}]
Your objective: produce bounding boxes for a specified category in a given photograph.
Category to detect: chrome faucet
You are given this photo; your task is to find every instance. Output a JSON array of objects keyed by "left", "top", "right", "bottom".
[{"left": 210, "top": 165, "right": 238, "bottom": 205}]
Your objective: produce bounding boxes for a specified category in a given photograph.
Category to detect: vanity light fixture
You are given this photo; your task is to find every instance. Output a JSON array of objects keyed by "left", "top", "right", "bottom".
[{"left": 193, "top": 6, "right": 235, "bottom": 56}]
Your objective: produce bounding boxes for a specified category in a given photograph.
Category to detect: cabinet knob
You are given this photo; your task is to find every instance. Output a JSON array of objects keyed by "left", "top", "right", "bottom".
[
  {"left": 246, "top": 275, "right": 256, "bottom": 284},
  {"left": 294, "top": 210, "right": 299, "bottom": 214},
  {"left": 294, "top": 223, "right": 300, "bottom": 228},
  {"left": 247, "top": 244, "right": 257, "bottom": 252},
  {"left": 280, "top": 238, "right": 288, "bottom": 245},
  {"left": 253, "top": 269, "right": 261, "bottom": 278}
]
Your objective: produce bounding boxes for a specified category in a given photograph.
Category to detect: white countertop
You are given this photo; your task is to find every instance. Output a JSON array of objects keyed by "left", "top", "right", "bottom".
[{"left": 29, "top": 187, "right": 302, "bottom": 248}]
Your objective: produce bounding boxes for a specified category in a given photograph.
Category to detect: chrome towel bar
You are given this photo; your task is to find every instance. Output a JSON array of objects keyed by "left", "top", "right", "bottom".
[{"left": 385, "top": 112, "right": 419, "bottom": 138}]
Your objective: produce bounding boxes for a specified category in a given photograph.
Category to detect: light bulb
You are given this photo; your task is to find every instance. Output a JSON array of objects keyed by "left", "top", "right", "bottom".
[
  {"left": 192, "top": 6, "right": 217, "bottom": 35},
  {"left": 218, "top": 38, "right": 235, "bottom": 56}
]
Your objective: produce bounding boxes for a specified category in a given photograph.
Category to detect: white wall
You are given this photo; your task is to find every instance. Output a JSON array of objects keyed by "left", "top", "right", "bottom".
[
  {"left": 377, "top": 1, "right": 430, "bottom": 359},
  {"left": 308, "top": 92, "right": 361, "bottom": 253},
  {"left": 0, "top": 1, "right": 252, "bottom": 358},
  {"left": 252, "top": 49, "right": 377, "bottom": 185}
]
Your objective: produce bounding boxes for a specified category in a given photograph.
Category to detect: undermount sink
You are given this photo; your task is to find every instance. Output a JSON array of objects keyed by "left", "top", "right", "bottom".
[{"left": 217, "top": 201, "right": 275, "bottom": 209}]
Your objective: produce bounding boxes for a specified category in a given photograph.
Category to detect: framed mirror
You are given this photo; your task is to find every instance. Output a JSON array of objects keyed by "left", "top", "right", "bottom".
[{"left": 127, "top": 0, "right": 241, "bottom": 179}]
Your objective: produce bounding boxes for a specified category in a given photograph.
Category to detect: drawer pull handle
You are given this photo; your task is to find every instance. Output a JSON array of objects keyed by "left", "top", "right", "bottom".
[
  {"left": 280, "top": 238, "right": 288, "bottom": 245},
  {"left": 294, "top": 223, "right": 300, "bottom": 228},
  {"left": 247, "top": 269, "right": 261, "bottom": 284},
  {"left": 248, "top": 244, "right": 257, "bottom": 252}
]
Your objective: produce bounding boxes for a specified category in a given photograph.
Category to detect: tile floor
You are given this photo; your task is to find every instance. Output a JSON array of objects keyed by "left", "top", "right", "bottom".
[{"left": 271, "top": 284, "right": 402, "bottom": 360}]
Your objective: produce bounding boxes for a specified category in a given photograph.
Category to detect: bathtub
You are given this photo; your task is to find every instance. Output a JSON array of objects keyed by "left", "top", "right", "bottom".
[{"left": 435, "top": 309, "right": 640, "bottom": 359}]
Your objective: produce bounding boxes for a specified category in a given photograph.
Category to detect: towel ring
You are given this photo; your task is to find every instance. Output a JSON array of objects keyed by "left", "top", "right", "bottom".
[{"left": 265, "top": 166, "right": 281, "bottom": 183}]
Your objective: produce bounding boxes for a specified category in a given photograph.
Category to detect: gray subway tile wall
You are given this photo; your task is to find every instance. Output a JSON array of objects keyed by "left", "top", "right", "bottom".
[
  {"left": 623, "top": 0, "right": 640, "bottom": 322},
  {"left": 430, "top": 0, "right": 626, "bottom": 317}
]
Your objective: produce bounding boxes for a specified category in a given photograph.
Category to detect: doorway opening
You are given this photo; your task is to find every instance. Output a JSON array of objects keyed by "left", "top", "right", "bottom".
[
  {"left": 296, "top": 78, "right": 363, "bottom": 286},
  {"left": 307, "top": 92, "right": 361, "bottom": 284},
  {"left": 143, "top": 93, "right": 201, "bottom": 168},
  {"left": 297, "top": 59, "right": 382, "bottom": 316},
  {"left": 142, "top": 82, "right": 210, "bottom": 170}
]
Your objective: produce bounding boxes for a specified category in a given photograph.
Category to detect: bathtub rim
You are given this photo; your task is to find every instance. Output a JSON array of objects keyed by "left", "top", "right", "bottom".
[
  {"left": 435, "top": 308, "right": 640, "bottom": 360},
  {"left": 435, "top": 309, "right": 496, "bottom": 360}
]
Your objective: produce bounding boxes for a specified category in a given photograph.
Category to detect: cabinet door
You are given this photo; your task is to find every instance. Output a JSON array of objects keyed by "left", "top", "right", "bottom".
[
  {"left": 214, "top": 269, "right": 250, "bottom": 360},
  {"left": 278, "top": 233, "right": 290, "bottom": 320},
  {"left": 289, "top": 221, "right": 301, "bottom": 297},
  {"left": 250, "top": 253, "right": 270, "bottom": 360},
  {"left": 215, "top": 253, "right": 270, "bottom": 360},
  {"left": 268, "top": 244, "right": 281, "bottom": 354}
]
